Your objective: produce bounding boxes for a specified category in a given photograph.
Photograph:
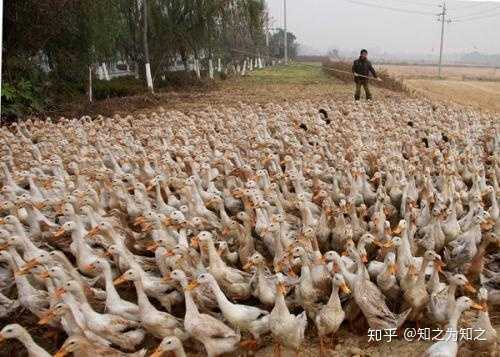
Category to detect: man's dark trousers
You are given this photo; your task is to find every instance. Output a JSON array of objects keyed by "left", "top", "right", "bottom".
[{"left": 355, "top": 80, "right": 372, "bottom": 100}]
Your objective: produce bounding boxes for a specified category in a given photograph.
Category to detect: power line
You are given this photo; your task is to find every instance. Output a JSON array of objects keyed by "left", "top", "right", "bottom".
[
  {"left": 453, "top": 10, "right": 500, "bottom": 21},
  {"left": 451, "top": 1, "right": 491, "bottom": 10},
  {"left": 452, "top": 4, "right": 500, "bottom": 19},
  {"left": 342, "top": 0, "right": 438, "bottom": 15},
  {"left": 386, "top": 0, "right": 440, "bottom": 8}
]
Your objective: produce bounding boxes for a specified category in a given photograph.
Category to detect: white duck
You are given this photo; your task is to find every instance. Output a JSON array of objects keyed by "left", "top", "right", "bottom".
[
  {"left": 423, "top": 296, "right": 482, "bottom": 357},
  {"left": 113, "top": 268, "right": 184, "bottom": 339},
  {"left": 181, "top": 274, "right": 240, "bottom": 357},
  {"left": 196, "top": 272, "right": 270, "bottom": 340},
  {"left": 269, "top": 273, "right": 307, "bottom": 355},
  {"left": 86, "top": 258, "right": 140, "bottom": 321},
  {"left": 315, "top": 273, "right": 349, "bottom": 356},
  {"left": 467, "top": 287, "right": 497, "bottom": 355}
]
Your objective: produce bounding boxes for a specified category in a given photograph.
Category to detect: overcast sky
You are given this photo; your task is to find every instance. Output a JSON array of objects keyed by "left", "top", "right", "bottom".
[{"left": 266, "top": 0, "right": 500, "bottom": 56}]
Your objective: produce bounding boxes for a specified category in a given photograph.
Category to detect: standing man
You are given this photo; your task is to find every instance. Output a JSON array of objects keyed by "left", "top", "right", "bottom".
[{"left": 352, "top": 49, "right": 381, "bottom": 100}]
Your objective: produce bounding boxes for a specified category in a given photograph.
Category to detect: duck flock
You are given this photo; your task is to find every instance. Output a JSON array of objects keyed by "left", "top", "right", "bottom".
[{"left": 0, "top": 98, "right": 499, "bottom": 357}]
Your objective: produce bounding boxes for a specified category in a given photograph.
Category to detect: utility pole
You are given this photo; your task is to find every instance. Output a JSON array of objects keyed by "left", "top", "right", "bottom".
[
  {"left": 437, "top": 1, "right": 449, "bottom": 79},
  {"left": 283, "top": 0, "right": 288, "bottom": 65},
  {"left": 142, "top": 0, "right": 154, "bottom": 93}
]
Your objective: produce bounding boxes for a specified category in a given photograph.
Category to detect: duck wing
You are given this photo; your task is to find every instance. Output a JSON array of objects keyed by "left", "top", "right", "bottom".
[
  {"left": 224, "top": 267, "right": 252, "bottom": 283},
  {"left": 191, "top": 313, "right": 237, "bottom": 338}
]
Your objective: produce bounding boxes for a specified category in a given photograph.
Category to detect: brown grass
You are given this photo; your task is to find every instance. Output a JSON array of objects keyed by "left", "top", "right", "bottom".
[
  {"left": 404, "top": 79, "right": 500, "bottom": 112},
  {"left": 378, "top": 64, "right": 500, "bottom": 112},
  {"left": 379, "top": 64, "right": 500, "bottom": 81}
]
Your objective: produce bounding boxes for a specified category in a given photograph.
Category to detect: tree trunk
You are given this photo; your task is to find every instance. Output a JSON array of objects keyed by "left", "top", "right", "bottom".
[
  {"left": 241, "top": 59, "right": 247, "bottom": 76},
  {"left": 97, "top": 65, "right": 104, "bottom": 80},
  {"left": 102, "top": 62, "right": 110, "bottom": 81},
  {"left": 88, "top": 65, "right": 93, "bottom": 103},
  {"left": 142, "top": 0, "right": 153, "bottom": 93},
  {"left": 194, "top": 58, "right": 201, "bottom": 79},
  {"left": 208, "top": 59, "right": 214, "bottom": 80}
]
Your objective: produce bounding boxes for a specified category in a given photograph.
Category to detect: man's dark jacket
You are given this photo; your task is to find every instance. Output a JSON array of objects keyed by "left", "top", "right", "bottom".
[{"left": 352, "top": 57, "right": 377, "bottom": 83}]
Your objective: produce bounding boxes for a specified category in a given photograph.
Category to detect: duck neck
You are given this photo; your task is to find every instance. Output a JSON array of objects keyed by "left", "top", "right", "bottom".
[
  {"left": 274, "top": 190, "right": 285, "bottom": 215},
  {"left": 15, "top": 329, "right": 50, "bottom": 357},
  {"left": 300, "top": 205, "right": 314, "bottom": 226},
  {"left": 447, "top": 282, "right": 458, "bottom": 305},
  {"left": 155, "top": 183, "right": 167, "bottom": 207},
  {"left": 133, "top": 277, "right": 155, "bottom": 311},
  {"left": 19, "top": 234, "right": 40, "bottom": 256},
  {"left": 72, "top": 288, "right": 92, "bottom": 311},
  {"left": 428, "top": 266, "right": 440, "bottom": 292},
  {"left": 184, "top": 289, "right": 200, "bottom": 321},
  {"left": 208, "top": 278, "right": 232, "bottom": 309},
  {"left": 349, "top": 205, "right": 359, "bottom": 225},
  {"left": 274, "top": 289, "right": 289, "bottom": 315},
  {"left": 300, "top": 259, "right": 313, "bottom": 286},
  {"left": 73, "top": 229, "right": 93, "bottom": 257},
  {"left": 257, "top": 264, "right": 267, "bottom": 281},
  {"left": 13, "top": 220, "right": 27, "bottom": 238},
  {"left": 175, "top": 275, "right": 188, "bottom": 290},
  {"left": 292, "top": 178, "right": 304, "bottom": 196},
  {"left": 172, "top": 347, "right": 187, "bottom": 357},
  {"left": 272, "top": 231, "right": 284, "bottom": 257},
  {"left": 177, "top": 228, "right": 189, "bottom": 247},
  {"left": 337, "top": 258, "right": 356, "bottom": 286},
  {"left": 7, "top": 247, "right": 24, "bottom": 269},
  {"left": 398, "top": 228, "right": 413, "bottom": 267},
  {"left": 101, "top": 262, "right": 122, "bottom": 302},
  {"left": 86, "top": 209, "right": 99, "bottom": 228},
  {"left": 448, "top": 201, "right": 457, "bottom": 220},
  {"left": 416, "top": 258, "right": 430, "bottom": 285},
  {"left": 327, "top": 285, "right": 341, "bottom": 307},
  {"left": 206, "top": 238, "right": 225, "bottom": 268},
  {"left": 447, "top": 306, "right": 465, "bottom": 331},
  {"left": 490, "top": 190, "right": 498, "bottom": 210},
  {"left": 217, "top": 202, "right": 230, "bottom": 223}
]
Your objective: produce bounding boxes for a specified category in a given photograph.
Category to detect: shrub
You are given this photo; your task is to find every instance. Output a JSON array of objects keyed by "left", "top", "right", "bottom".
[
  {"left": 156, "top": 71, "right": 210, "bottom": 89},
  {"left": 92, "top": 76, "right": 145, "bottom": 100},
  {"left": 1, "top": 80, "right": 45, "bottom": 119}
]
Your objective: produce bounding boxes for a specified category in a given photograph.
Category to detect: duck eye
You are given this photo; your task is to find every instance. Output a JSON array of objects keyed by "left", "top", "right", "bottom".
[{"left": 167, "top": 341, "right": 172, "bottom": 344}]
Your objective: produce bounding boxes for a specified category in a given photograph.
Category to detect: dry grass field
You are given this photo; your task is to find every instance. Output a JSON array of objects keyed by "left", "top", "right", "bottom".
[
  {"left": 379, "top": 64, "right": 500, "bottom": 112},
  {"left": 405, "top": 79, "right": 500, "bottom": 112},
  {"left": 379, "top": 64, "right": 500, "bottom": 81}
]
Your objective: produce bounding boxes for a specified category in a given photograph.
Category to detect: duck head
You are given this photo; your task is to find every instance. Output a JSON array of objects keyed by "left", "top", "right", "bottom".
[
  {"left": 150, "top": 336, "right": 184, "bottom": 357},
  {"left": 0, "top": 324, "right": 25, "bottom": 343},
  {"left": 332, "top": 273, "right": 351, "bottom": 294},
  {"left": 114, "top": 268, "right": 140, "bottom": 285}
]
